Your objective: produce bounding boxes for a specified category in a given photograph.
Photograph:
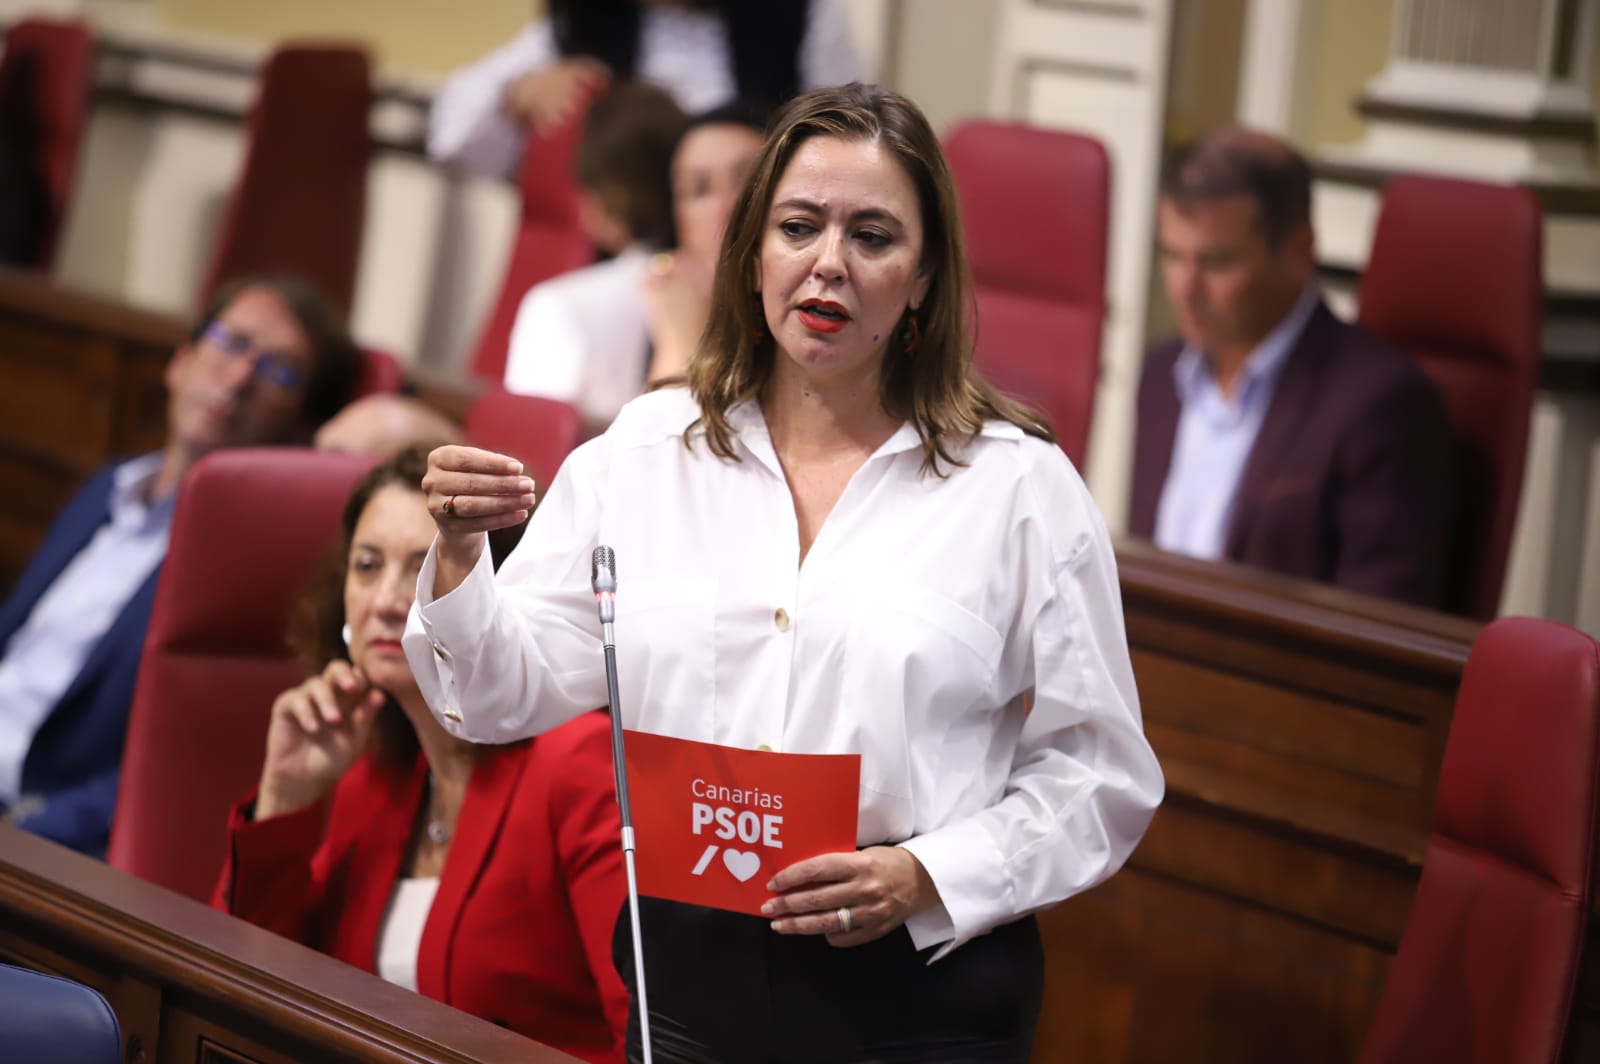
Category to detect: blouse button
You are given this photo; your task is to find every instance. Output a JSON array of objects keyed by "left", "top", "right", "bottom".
[
  {"left": 773, "top": 607, "right": 791, "bottom": 632},
  {"left": 757, "top": 744, "right": 774, "bottom": 753},
  {"left": 443, "top": 706, "right": 462, "bottom": 723}
]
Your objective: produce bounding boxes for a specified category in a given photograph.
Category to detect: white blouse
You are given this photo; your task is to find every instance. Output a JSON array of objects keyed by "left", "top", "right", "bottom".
[
  {"left": 427, "top": 0, "right": 864, "bottom": 177},
  {"left": 502, "top": 248, "right": 652, "bottom": 429},
  {"left": 404, "top": 389, "right": 1163, "bottom": 960},
  {"left": 375, "top": 877, "right": 440, "bottom": 992}
]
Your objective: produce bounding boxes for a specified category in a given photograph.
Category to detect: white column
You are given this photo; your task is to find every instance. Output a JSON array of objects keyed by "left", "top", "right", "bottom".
[{"left": 1236, "top": 0, "right": 1308, "bottom": 135}]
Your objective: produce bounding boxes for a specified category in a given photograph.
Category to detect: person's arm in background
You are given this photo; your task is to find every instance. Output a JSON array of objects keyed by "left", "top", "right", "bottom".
[
  {"left": 798, "top": 0, "right": 867, "bottom": 88},
  {"left": 1330, "top": 368, "right": 1458, "bottom": 609},
  {"left": 12, "top": 768, "right": 120, "bottom": 857},
  {"left": 429, "top": 21, "right": 563, "bottom": 178}
]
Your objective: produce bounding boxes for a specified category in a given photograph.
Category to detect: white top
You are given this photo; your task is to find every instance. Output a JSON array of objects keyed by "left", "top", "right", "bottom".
[
  {"left": 0, "top": 454, "right": 172, "bottom": 804},
  {"left": 503, "top": 247, "right": 652, "bottom": 428},
  {"left": 1155, "top": 285, "right": 1320, "bottom": 560},
  {"left": 376, "top": 876, "right": 441, "bottom": 993},
  {"left": 404, "top": 389, "right": 1163, "bottom": 961},
  {"left": 427, "top": 0, "right": 864, "bottom": 177}
]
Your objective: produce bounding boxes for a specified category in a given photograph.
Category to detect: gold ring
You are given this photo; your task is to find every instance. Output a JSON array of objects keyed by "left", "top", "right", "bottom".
[
  {"left": 648, "top": 251, "right": 675, "bottom": 276},
  {"left": 836, "top": 906, "right": 852, "bottom": 934}
]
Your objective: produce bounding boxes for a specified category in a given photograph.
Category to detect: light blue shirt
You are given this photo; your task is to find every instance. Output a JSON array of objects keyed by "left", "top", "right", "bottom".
[
  {"left": 0, "top": 454, "right": 174, "bottom": 804},
  {"left": 1153, "top": 286, "right": 1320, "bottom": 561}
]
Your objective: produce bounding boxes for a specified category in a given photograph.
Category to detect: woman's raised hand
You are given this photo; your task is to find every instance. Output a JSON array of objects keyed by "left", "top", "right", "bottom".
[
  {"left": 255, "top": 660, "right": 385, "bottom": 820},
  {"left": 423, "top": 445, "right": 536, "bottom": 595}
]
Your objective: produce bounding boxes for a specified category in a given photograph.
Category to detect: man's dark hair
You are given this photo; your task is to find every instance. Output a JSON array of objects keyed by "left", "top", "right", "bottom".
[
  {"left": 1159, "top": 128, "right": 1313, "bottom": 247},
  {"left": 191, "top": 273, "right": 361, "bottom": 428}
]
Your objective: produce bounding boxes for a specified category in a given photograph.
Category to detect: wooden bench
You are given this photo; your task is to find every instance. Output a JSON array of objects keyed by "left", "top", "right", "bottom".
[{"left": 0, "top": 822, "right": 579, "bottom": 1063}]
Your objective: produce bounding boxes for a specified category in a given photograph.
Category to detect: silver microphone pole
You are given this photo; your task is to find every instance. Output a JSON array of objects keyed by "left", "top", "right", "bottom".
[{"left": 591, "top": 545, "right": 653, "bottom": 1064}]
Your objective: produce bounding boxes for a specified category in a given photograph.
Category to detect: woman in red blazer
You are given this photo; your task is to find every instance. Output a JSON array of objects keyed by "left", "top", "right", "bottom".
[{"left": 212, "top": 445, "right": 628, "bottom": 1063}]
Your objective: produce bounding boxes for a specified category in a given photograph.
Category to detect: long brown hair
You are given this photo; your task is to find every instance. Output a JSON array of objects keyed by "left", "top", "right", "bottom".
[{"left": 688, "top": 83, "right": 1053, "bottom": 475}]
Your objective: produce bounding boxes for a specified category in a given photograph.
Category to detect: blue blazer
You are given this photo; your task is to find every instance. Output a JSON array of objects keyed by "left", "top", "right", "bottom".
[{"left": 0, "top": 462, "right": 163, "bottom": 855}]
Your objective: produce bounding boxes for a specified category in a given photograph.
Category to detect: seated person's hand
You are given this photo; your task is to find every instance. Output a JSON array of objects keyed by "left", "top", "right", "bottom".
[
  {"left": 503, "top": 57, "right": 611, "bottom": 133},
  {"left": 314, "top": 395, "right": 463, "bottom": 458},
  {"left": 642, "top": 252, "right": 716, "bottom": 383},
  {"left": 255, "top": 660, "right": 385, "bottom": 819}
]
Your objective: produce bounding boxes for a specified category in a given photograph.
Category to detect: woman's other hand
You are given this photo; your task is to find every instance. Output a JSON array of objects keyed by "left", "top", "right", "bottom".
[
  {"left": 761, "top": 846, "right": 940, "bottom": 946},
  {"left": 502, "top": 57, "right": 611, "bottom": 133},
  {"left": 255, "top": 660, "right": 385, "bottom": 819}
]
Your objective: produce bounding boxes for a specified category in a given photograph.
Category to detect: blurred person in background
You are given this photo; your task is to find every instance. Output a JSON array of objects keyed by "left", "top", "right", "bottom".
[
  {"left": 215, "top": 444, "right": 628, "bottom": 1063},
  {"left": 640, "top": 98, "right": 769, "bottom": 386},
  {"left": 1131, "top": 127, "right": 1457, "bottom": 608},
  {"left": 504, "top": 94, "right": 767, "bottom": 432},
  {"left": 0, "top": 274, "right": 360, "bottom": 853},
  {"left": 428, "top": 0, "right": 859, "bottom": 179},
  {"left": 314, "top": 394, "right": 466, "bottom": 459}
]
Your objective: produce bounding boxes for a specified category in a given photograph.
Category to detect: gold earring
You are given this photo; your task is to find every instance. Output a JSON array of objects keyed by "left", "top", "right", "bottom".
[{"left": 902, "top": 313, "right": 922, "bottom": 358}]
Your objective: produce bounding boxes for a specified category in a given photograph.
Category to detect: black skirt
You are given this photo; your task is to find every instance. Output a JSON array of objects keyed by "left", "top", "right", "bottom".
[{"left": 612, "top": 895, "right": 1044, "bottom": 1064}]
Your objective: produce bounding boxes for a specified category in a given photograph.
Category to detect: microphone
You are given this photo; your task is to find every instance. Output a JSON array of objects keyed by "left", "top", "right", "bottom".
[
  {"left": 592, "top": 545, "right": 616, "bottom": 625},
  {"left": 590, "top": 545, "right": 653, "bottom": 1064}
]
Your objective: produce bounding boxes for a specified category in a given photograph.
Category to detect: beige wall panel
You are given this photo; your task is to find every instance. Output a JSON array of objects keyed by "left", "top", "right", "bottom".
[
  {"left": 889, "top": 0, "right": 997, "bottom": 135},
  {"left": 153, "top": 0, "right": 536, "bottom": 74},
  {"left": 1299, "top": 0, "right": 1394, "bottom": 147}
]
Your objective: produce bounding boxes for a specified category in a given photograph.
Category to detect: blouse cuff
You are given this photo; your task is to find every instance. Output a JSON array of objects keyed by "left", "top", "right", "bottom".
[{"left": 897, "top": 821, "right": 1012, "bottom": 963}]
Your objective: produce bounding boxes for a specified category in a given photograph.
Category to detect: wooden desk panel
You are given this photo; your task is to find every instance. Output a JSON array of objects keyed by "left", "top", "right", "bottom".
[
  {"left": 0, "top": 824, "right": 579, "bottom": 1064},
  {"left": 0, "top": 269, "right": 178, "bottom": 590},
  {"left": 1029, "top": 542, "right": 1479, "bottom": 1064}
]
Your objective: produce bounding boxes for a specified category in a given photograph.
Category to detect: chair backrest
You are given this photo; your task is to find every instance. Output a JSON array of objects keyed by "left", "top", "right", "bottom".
[
  {"left": 464, "top": 385, "right": 584, "bottom": 491},
  {"left": 0, "top": 963, "right": 121, "bottom": 1064},
  {"left": 1356, "top": 175, "right": 1542, "bottom": 620},
  {"left": 0, "top": 17, "right": 94, "bottom": 270},
  {"left": 198, "top": 43, "right": 372, "bottom": 314},
  {"left": 944, "top": 119, "right": 1110, "bottom": 468},
  {"left": 1359, "top": 616, "right": 1600, "bottom": 1064},
  {"left": 355, "top": 345, "right": 404, "bottom": 398},
  {"left": 107, "top": 448, "right": 373, "bottom": 901},
  {"left": 467, "top": 97, "right": 595, "bottom": 382}
]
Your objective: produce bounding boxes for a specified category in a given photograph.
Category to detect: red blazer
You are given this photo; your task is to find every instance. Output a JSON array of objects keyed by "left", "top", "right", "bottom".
[
  {"left": 213, "top": 711, "right": 629, "bottom": 1064},
  {"left": 1130, "top": 301, "right": 1458, "bottom": 610}
]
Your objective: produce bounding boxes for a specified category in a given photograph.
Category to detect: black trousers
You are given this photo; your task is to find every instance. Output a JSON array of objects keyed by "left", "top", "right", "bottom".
[{"left": 612, "top": 896, "right": 1044, "bottom": 1064}]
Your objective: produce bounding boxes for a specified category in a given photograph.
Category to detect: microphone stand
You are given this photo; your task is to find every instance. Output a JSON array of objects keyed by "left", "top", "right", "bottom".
[{"left": 592, "top": 546, "right": 653, "bottom": 1064}]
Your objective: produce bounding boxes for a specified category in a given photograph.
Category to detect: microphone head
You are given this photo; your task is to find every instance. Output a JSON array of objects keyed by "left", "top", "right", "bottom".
[{"left": 591, "top": 545, "right": 617, "bottom": 594}]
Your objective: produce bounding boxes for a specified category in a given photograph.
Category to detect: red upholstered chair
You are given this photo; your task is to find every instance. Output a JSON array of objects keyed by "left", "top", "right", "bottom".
[
  {"left": 355, "top": 345, "right": 404, "bottom": 398},
  {"left": 465, "top": 385, "right": 584, "bottom": 490},
  {"left": 944, "top": 120, "right": 1110, "bottom": 467},
  {"left": 466, "top": 97, "right": 596, "bottom": 382},
  {"left": 1359, "top": 616, "right": 1600, "bottom": 1064},
  {"left": 1356, "top": 175, "right": 1542, "bottom": 620},
  {"left": 0, "top": 18, "right": 94, "bottom": 270},
  {"left": 107, "top": 448, "right": 373, "bottom": 901},
  {"left": 198, "top": 44, "right": 371, "bottom": 314}
]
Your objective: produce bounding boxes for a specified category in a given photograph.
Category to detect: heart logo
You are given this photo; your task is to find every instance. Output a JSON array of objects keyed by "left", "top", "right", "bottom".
[{"left": 722, "top": 849, "right": 760, "bottom": 883}]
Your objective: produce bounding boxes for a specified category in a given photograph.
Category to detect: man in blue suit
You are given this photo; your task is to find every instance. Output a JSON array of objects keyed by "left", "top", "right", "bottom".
[{"left": 0, "top": 275, "right": 360, "bottom": 854}]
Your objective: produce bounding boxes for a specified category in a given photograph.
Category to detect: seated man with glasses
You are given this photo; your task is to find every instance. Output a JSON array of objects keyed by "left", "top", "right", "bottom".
[{"left": 0, "top": 274, "right": 361, "bottom": 854}]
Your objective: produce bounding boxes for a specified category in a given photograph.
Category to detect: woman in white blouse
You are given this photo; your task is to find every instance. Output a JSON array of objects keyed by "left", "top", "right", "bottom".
[
  {"left": 428, "top": 0, "right": 862, "bottom": 179},
  {"left": 409, "top": 84, "right": 1163, "bottom": 1062}
]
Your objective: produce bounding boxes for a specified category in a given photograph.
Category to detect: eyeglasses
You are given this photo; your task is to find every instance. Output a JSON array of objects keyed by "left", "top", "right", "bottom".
[{"left": 201, "top": 319, "right": 309, "bottom": 391}]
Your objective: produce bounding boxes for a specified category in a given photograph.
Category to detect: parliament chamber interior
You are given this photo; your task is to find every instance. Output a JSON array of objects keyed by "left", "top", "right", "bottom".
[{"left": 0, "top": 0, "right": 1598, "bottom": 1062}]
